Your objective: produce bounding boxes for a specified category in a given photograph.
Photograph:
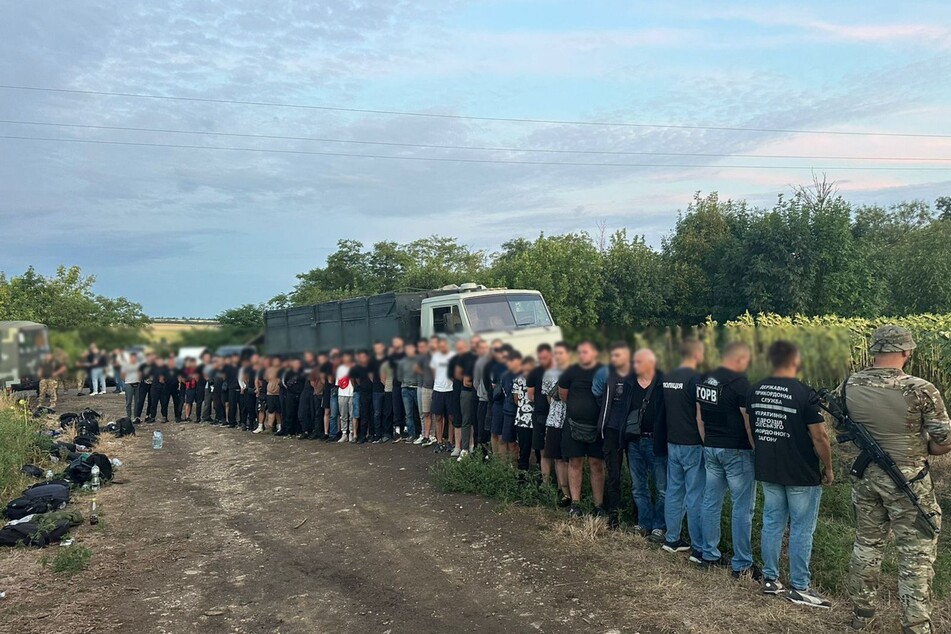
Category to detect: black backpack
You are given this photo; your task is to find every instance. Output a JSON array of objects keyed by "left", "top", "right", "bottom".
[
  {"left": 73, "top": 435, "right": 98, "bottom": 450},
  {"left": 0, "top": 511, "right": 82, "bottom": 548},
  {"left": 59, "top": 412, "right": 80, "bottom": 430},
  {"left": 3, "top": 480, "right": 70, "bottom": 520},
  {"left": 75, "top": 418, "right": 100, "bottom": 439},
  {"left": 114, "top": 417, "right": 136, "bottom": 437},
  {"left": 64, "top": 453, "right": 113, "bottom": 486}
]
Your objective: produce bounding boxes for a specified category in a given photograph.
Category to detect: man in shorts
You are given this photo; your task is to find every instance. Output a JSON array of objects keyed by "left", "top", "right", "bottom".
[
  {"left": 527, "top": 344, "right": 553, "bottom": 470},
  {"left": 558, "top": 341, "right": 607, "bottom": 518},
  {"left": 263, "top": 357, "right": 282, "bottom": 433},
  {"left": 415, "top": 338, "right": 435, "bottom": 445},
  {"left": 430, "top": 336, "right": 455, "bottom": 453},
  {"left": 543, "top": 342, "right": 571, "bottom": 506}
]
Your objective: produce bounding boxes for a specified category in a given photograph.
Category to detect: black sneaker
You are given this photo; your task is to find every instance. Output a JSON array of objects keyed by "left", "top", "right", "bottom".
[
  {"left": 593, "top": 506, "right": 609, "bottom": 520},
  {"left": 381, "top": 436, "right": 392, "bottom": 443},
  {"left": 701, "top": 556, "right": 730, "bottom": 569},
  {"left": 647, "top": 529, "right": 666, "bottom": 544},
  {"left": 688, "top": 549, "right": 704, "bottom": 564},
  {"left": 662, "top": 539, "right": 691, "bottom": 554},
  {"left": 731, "top": 565, "right": 763, "bottom": 582},
  {"left": 568, "top": 504, "right": 583, "bottom": 518},
  {"left": 762, "top": 578, "right": 785, "bottom": 595},
  {"left": 787, "top": 587, "right": 831, "bottom": 609},
  {"left": 357, "top": 437, "right": 368, "bottom": 444},
  {"left": 557, "top": 493, "right": 572, "bottom": 508}
]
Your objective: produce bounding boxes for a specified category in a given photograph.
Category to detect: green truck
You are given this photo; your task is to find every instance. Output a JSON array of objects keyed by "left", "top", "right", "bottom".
[{"left": 0, "top": 321, "right": 51, "bottom": 391}]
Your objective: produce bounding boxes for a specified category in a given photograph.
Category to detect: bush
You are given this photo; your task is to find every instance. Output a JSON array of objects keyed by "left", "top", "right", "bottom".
[
  {"left": 41, "top": 544, "right": 92, "bottom": 575},
  {"left": 0, "top": 401, "right": 50, "bottom": 502}
]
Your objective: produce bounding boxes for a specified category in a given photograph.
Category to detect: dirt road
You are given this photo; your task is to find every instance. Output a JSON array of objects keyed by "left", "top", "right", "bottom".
[{"left": 1, "top": 393, "right": 902, "bottom": 633}]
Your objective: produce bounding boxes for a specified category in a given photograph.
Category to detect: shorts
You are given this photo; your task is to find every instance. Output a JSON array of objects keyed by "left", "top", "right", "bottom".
[
  {"left": 184, "top": 388, "right": 197, "bottom": 404},
  {"left": 543, "top": 426, "right": 565, "bottom": 460},
  {"left": 450, "top": 390, "right": 462, "bottom": 426},
  {"left": 266, "top": 395, "right": 280, "bottom": 414},
  {"left": 258, "top": 394, "right": 267, "bottom": 412},
  {"left": 432, "top": 390, "right": 453, "bottom": 419},
  {"left": 352, "top": 392, "right": 361, "bottom": 416},
  {"left": 419, "top": 387, "right": 433, "bottom": 414},
  {"left": 532, "top": 412, "right": 547, "bottom": 451},
  {"left": 501, "top": 413, "right": 517, "bottom": 444},
  {"left": 491, "top": 401, "right": 504, "bottom": 436},
  {"left": 561, "top": 422, "right": 604, "bottom": 460}
]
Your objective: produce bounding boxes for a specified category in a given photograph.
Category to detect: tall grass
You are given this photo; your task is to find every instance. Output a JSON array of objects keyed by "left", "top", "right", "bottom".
[
  {"left": 432, "top": 451, "right": 951, "bottom": 599},
  {"left": 0, "top": 398, "right": 51, "bottom": 502}
]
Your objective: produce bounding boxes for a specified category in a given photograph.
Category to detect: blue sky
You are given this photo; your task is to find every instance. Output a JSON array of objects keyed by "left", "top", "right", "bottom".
[{"left": 1, "top": 1, "right": 950, "bottom": 317}]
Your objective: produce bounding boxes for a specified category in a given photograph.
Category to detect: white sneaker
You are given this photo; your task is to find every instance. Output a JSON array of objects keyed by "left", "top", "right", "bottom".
[
  {"left": 337, "top": 434, "right": 347, "bottom": 443},
  {"left": 457, "top": 449, "right": 469, "bottom": 462},
  {"left": 252, "top": 424, "right": 263, "bottom": 434},
  {"left": 413, "top": 436, "right": 424, "bottom": 445},
  {"left": 450, "top": 448, "right": 461, "bottom": 458},
  {"left": 349, "top": 433, "right": 356, "bottom": 443}
]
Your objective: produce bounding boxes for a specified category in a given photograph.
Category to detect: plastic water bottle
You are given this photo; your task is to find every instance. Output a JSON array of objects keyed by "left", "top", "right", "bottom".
[
  {"left": 90, "top": 464, "right": 100, "bottom": 491},
  {"left": 152, "top": 430, "right": 164, "bottom": 449},
  {"left": 90, "top": 497, "right": 99, "bottom": 525},
  {"left": 45, "top": 469, "right": 54, "bottom": 481}
]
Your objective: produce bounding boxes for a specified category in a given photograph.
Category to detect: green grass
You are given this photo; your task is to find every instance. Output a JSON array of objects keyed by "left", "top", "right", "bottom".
[
  {"left": 431, "top": 449, "right": 951, "bottom": 598},
  {"left": 40, "top": 543, "right": 92, "bottom": 575},
  {"left": 0, "top": 402, "right": 52, "bottom": 502}
]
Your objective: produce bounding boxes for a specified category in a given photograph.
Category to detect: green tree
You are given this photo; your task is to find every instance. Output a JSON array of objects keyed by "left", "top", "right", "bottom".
[{"left": 600, "top": 230, "right": 668, "bottom": 332}]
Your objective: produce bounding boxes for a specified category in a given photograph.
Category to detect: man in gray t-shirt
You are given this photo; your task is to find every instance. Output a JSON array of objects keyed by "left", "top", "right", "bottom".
[{"left": 413, "top": 338, "right": 438, "bottom": 445}]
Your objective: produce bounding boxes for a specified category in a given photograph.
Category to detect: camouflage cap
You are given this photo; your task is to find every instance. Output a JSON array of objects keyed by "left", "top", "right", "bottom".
[{"left": 869, "top": 325, "right": 916, "bottom": 353}]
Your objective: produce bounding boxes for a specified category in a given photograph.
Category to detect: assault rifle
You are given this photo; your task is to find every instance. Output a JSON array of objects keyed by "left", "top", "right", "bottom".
[{"left": 813, "top": 387, "right": 940, "bottom": 538}]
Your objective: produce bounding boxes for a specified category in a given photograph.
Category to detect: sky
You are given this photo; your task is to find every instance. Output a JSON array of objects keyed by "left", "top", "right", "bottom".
[{"left": 1, "top": 1, "right": 950, "bottom": 317}]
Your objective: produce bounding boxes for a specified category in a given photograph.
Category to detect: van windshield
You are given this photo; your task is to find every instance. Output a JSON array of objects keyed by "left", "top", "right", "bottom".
[{"left": 463, "top": 294, "right": 553, "bottom": 333}]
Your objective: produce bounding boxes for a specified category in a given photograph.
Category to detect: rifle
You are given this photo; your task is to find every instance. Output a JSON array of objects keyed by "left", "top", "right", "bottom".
[{"left": 813, "top": 387, "right": 940, "bottom": 538}]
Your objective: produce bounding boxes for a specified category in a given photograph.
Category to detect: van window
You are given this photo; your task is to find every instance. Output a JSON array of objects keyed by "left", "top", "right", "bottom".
[
  {"left": 463, "top": 294, "right": 553, "bottom": 333},
  {"left": 432, "top": 305, "right": 462, "bottom": 334}
]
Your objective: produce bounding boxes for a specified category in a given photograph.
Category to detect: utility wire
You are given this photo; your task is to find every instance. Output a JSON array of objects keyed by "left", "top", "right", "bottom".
[
  {"left": 1, "top": 84, "right": 948, "bottom": 140},
  {"left": 2, "top": 134, "right": 950, "bottom": 171},
  {"left": 0, "top": 119, "right": 947, "bottom": 163}
]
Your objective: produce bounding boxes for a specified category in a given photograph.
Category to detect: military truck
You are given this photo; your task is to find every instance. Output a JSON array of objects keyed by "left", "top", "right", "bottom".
[
  {"left": 0, "top": 321, "right": 51, "bottom": 391},
  {"left": 264, "top": 284, "right": 562, "bottom": 356}
]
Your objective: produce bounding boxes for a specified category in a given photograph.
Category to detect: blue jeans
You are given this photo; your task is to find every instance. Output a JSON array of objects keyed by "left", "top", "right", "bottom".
[
  {"left": 401, "top": 388, "right": 419, "bottom": 438},
  {"left": 90, "top": 368, "right": 106, "bottom": 394},
  {"left": 665, "top": 443, "right": 706, "bottom": 549},
  {"left": 114, "top": 372, "right": 125, "bottom": 393},
  {"left": 626, "top": 437, "right": 667, "bottom": 532},
  {"left": 761, "top": 482, "right": 822, "bottom": 590},
  {"left": 701, "top": 447, "right": 755, "bottom": 571},
  {"left": 372, "top": 392, "right": 386, "bottom": 438},
  {"left": 329, "top": 389, "right": 339, "bottom": 437}
]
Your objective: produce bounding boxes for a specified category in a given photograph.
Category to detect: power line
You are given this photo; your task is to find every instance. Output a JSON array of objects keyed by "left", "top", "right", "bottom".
[
  {"left": 0, "top": 118, "right": 947, "bottom": 163},
  {"left": 1, "top": 83, "right": 949, "bottom": 140},
  {"left": 2, "top": 133, "right": 950, "bottom": 171}
]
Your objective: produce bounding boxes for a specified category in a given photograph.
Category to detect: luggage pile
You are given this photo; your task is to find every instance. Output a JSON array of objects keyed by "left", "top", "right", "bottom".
[{"left": 1, "top": 408, "right": 130, "bottom": 548}]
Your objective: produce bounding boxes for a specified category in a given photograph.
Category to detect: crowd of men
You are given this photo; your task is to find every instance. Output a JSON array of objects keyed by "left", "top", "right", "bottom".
[{"left": 36, "top": 326, "right": 950, "bottom": 633}]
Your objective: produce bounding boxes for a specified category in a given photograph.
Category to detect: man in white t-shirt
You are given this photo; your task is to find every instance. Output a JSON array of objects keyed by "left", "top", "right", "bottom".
[
  {"left": 430, "top": 336, "right": 455, "bottom": 452},
  {"left": 336, "top": 353, "right": 354, "bottom": 442}
]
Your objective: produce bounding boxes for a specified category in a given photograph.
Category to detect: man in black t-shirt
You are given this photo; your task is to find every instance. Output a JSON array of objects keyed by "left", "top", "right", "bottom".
[
  {"left": 662, "top": 338, "right": 706, "bottom": 558},
  {"left": 371, "top": 342, "right": 387, "bottom": 442},
  {"left": 595, "top": 341, "right": 635, "bottom": 527},
  {"left": 527, "top": 344, "right": 552, "bottom": 470},
  {"left": 751, "top": 341, "right": 833, "bottom": 604},
  {"left": 451, "top": 339, "right": 478, "bottom": 457},
  {"left": 351, "top": 350, "right": 375, "bottom": 443},
  {"left": 697, "top": 341, "right": 756, "bottom": 577},
  {"left": 558, "top": 341, "right": 607, "bottom": 518}
]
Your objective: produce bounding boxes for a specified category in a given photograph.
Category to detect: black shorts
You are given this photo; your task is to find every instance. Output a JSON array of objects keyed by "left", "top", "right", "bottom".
[
  {"left": 532, "top": 412, "right": 547, "bottom": 451},
  {"left": 561, "top": 422, "right": 604, "bottom": 460},
  {"left": 184, "top": 388, "right": 197, "bottom": 404},
  {"left": 266, "top": 395, "right": 280, "bottom": 414},
  {"left": 432, "top": 390, "right": 453, "bottom": 419},
  {"left": 501, "top": 414, "right": 517, "bottom": 443},
  {"left": 543, "top": 426, "right": 565, "bottom": 460}
]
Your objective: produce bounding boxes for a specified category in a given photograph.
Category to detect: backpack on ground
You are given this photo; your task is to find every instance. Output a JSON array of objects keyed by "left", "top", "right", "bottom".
[
  {"left": 64, "top": 453, "right": 113, "bottom": 486},
  {"left": 73, "top": 435, "right": 98, "bottom": 450},
  {"left": 59, "top": 412, "right": 80, "bottom": 430},
  {"left": 75, "top": 416, "right": 100, "bottom": 439},
  {"left": 3, "top": 480, "right": 70, "bottom": 520},
  {"left": 0, "top": 510, "right": 83, "bottom": 548},
  {"left": 114, "top": 417, "right": 136, "bottom": 437}
]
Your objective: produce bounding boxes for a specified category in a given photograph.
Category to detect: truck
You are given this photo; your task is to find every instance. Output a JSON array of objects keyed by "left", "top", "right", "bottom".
[
  {"left": 264, "top": 284, "right": 562, "bottom": 356},
  {"left": 0, "top": 321, "right": 51, "bottom": 391}
]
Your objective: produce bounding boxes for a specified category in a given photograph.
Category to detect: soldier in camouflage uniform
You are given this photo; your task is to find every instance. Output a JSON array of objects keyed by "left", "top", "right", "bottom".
[{"left": 840, "top": 325, "right": 951, "bottom": 633}]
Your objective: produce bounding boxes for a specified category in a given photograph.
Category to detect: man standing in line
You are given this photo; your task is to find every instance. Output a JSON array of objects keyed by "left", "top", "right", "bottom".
[
  {"left": 397, "top": 343, "right": 420, "bottom": 442},
  {"left": 194, "top": 351, "right": 211, "bottom": 423},
  {"left": 450, "top": 338, "right": 477, "bottom": 458},
  {"left": 224, "top": 353, "right": 241, "bottom": 428},
  {"left": 370, "top": 341, "right": 389, "bottom": 443},
  {"left": 488, "top": 343, "right": 510, "bottom": 457},
  {"left": 527, "top": 344, "right": 553, "bottom": 471},
  {"left": 415, "top": 338, "right": 436, "bottom": 446},
  {"left": 334, "top": 353, "right": 354, "bottom": 441},
  {"left": 390, "top": 337, "right": 406, "bottom": 439},
  {"left": 697, "top": 341, "right": 757, "bottom": 579},
  {"left": 628, "top": 348, "right": 667, "bottom": 542},
  {"left": 473, "top": 339, "right": 494, "bottom": 454},
  {"left": 662, "top": 338, "right": 706, "bottom": 559},
  {"left": 322, "top": 349, "right": 340, "bottom": 440},
  {"left": 597, "top": 341, "right": 635, "bottom": 528},
  {"left": 352, "top": 350, "right": 375, "bottom": 443},
  {"left": 841, "top": 326, "right": 950, "bottom": 632},
  {"left": 134, "top": 353, "right": 155, "bottom": 422},
  {"left": 558, "top": 341, "right": 608, "bottom": 519},
  {"left": 148, "top": 356, "right": 169, "bottom": 423},
  {"left": 119, "top": 352, "right": 141, "bottom": 420},
  {"left": 542, "top": 342, "right": 572, "bottom": 506},
  {"left": 750, "top": 340, "right": 833, "bottom": 608},
  {"left": 430, "top": 336, "right": 455, "bottom": 453}
]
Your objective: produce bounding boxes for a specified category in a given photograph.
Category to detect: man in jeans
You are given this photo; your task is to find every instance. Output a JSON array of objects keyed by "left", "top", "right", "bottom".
[
  {"left": 595, "top": 341, "right": 635, "bottom": 529},
  {"left": 627, "top": 348, "right": 667, "bottom": 542},
  {"left": 751, "top": 340, "right": 833, "bottom": 607},
  {"left": 397, "top": 343, "right": 420, "bottom": 441},
  {"left": 697, "top": 341, "right": 757, "bottom": 578},
  {"left": 662, "top": 338, "right": 706, "bottom": 559}
]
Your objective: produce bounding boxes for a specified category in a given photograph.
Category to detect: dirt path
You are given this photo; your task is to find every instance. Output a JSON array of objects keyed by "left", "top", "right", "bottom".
[{"left": 0, "top": 393, "right": 912, "bottom": 633}]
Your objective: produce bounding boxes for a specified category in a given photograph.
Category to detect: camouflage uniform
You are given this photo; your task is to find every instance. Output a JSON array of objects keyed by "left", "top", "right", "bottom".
[{"left": 841, "top": 326, "right": 951, "bottom": 633}]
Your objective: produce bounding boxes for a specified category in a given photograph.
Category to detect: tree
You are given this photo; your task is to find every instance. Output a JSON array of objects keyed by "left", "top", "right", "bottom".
[
  {"left": 600, "top": 230, "right": 668, "bottom": 332},
  {"left": 217, "top": 304, "right": 265, "bottom": 331}
]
